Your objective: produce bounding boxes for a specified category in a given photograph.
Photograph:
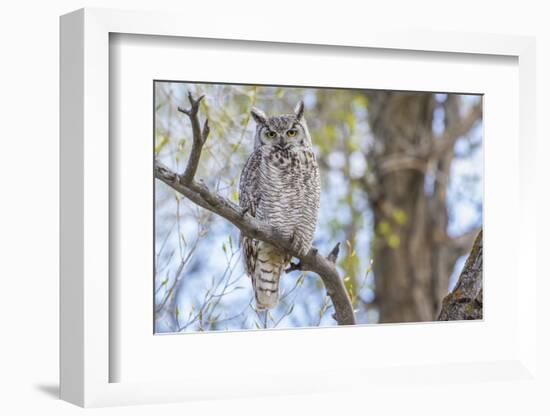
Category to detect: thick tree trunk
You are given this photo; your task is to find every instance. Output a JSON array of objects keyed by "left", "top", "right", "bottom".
[
  {"left": 364, "top": 92, "right": 479, "bottom": 323},
  {"left": 438, "top": 230, "right": 483, "bottom": 321}
]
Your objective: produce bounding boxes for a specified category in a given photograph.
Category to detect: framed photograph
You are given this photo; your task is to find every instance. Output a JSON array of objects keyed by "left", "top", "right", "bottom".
[
  {"left": 60, "top": 8, "right": 537, "bottom": 407},
  {"left": 152, "top": 80, "right": 483, "bottom": 333}
]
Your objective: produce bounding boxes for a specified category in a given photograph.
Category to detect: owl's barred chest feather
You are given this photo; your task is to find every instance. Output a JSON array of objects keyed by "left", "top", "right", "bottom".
[{"left": 255, "top": 146, "right": 320, "bottom": 238}]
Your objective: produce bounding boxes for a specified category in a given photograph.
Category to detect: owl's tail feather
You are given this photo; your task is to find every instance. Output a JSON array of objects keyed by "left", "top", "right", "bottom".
[{"left": 254, "top": 242, "right": 288, "bottom": 310}]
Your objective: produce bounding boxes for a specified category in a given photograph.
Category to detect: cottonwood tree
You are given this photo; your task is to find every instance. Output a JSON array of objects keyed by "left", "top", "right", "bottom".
[
  {"left": 364, "top": 92, "right": 481, "bottom": 322},
  {"left": 309, "top": 90, "right": 482, "bottom": 323}
]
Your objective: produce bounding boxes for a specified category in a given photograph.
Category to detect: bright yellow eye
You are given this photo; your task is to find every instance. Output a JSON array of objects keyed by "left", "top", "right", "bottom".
[
  {"left": 286, "top": 129, "right": 297, "bottom": 137},
  {"left": 266, "top": 130, "right": 277, "bottom": 138}
]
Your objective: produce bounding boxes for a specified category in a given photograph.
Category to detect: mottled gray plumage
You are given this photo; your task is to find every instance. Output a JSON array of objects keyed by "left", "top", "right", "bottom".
[{"left": 239, "top": 101, "right": 320, "bottom": 310}]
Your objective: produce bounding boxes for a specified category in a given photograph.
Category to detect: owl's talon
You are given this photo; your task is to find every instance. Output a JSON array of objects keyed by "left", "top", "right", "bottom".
[{"left": 285, "top": 260, "right": 302, "bottom": 273}]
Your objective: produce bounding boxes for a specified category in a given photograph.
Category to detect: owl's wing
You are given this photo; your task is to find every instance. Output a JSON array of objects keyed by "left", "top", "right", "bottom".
[
  {"left": 238, "top": 150, "right": 262, "bottom": 216},
  {"left": 238, "top": 150, "right": 262, "bottom": 278}
]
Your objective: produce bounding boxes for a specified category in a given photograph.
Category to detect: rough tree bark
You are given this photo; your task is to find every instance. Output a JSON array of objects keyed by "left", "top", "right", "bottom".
[
  {"left": 364, "top": 92, "right": 481, "bottom": 323},
  {"left": 438, "top": 230, "right": 483, "bottom": 320},
  {"left": 155, "top": 93, "right": 356, "bottom": 325}
]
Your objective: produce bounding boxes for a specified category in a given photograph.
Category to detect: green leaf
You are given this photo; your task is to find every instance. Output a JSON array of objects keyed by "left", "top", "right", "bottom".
[
  {"left": 155, "top": 135, "right": 169, "bottom": 154},
  {"left": 387, "top": 234, "right": 401, "bottom": 248},
  {"left": 377, "top": 220, "right": 391, "bottom": 236},
  {"left": 392, "top": 208, "right": 408, "bottom": 225},
  {"left": 354, "top": 95, "right": 369, "bottom": 109},
  {"left": 177, "top": 139, "right": 186, "bottom": 151},
  {"left": 365, "top": 258, "right": 374, "bottom": 276},
  {"left": 347, "top": 140, "right": 360, "bottom": 152}
]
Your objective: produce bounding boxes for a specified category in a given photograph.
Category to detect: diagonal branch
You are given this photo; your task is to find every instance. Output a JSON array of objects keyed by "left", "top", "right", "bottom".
[{"left": 155, "top": 93, "right": 355, "bottom": 326}]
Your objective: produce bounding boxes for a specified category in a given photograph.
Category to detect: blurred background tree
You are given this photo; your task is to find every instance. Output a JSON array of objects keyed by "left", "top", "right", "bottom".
[{"left": 154, "top": 82, "right": 482, "bottom": 332}]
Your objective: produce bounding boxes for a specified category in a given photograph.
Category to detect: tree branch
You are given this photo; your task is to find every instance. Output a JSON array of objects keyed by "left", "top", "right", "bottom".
[
  {"left": 438, "top": 229, "right": 483, "bottom": 321},
  {"left": 177, "top": 92, "right": 210, "bottom": 184},
  {"left": 377, "top": 154, "right": 428, "bottom": 176},
  {"left": 155, "top": 93, "right": 356, "bottom": 326},
  {"left": 443, "top": 226, "right": 481, "bottom": 283},
  {"left": 449, "top": 227, "right": 481, "bottom": 258},
  {"left": 433, "top": 102, "right": 482, "bottom": 159}
]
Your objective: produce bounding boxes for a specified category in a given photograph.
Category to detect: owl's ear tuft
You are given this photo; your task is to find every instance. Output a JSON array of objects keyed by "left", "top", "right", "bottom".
[
  {"left": 294, "top": 100, "right": 305, "bottom": 121},
  {"left": 250, "top": 107, "right": 267, "bottom": 125}
]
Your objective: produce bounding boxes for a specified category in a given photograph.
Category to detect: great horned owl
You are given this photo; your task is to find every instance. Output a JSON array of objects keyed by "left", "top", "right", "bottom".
[{"left": 238, "top": 101, "right": 320, "bottom": 310}]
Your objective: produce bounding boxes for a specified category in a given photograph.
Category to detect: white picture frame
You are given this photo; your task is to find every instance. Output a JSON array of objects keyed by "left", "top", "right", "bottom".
[{"left": 60, "top": 7, "right": 537, "bottom": 407}]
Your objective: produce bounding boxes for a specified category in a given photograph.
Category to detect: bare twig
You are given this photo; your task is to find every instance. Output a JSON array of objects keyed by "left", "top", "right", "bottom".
[
  {"left": 155, "top": 93, "right": 356, "bottom": 325},
  {"left": 327, "top": 242, "right": 340, "bottom": 263},
  {"left": 155, "top": 237, "right": 200, "bottom": 315}
]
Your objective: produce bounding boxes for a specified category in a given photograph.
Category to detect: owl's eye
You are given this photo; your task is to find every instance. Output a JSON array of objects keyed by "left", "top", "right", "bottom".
[
  {"left": 265, "top": 130, "right": 277, "bottom": 139},
  {"left": 286, "top": 129, "right": 297, "bottom": 137}
]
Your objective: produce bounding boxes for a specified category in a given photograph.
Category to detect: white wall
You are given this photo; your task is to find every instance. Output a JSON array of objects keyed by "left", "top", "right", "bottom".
[{"left": 0, "top": 0, "right": 548, "bottom": 414}]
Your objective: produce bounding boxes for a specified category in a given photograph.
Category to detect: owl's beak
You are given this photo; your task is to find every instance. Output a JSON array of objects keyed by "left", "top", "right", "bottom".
[{"left": 277, "top": 137, "right": 287, "bottom": 149}]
